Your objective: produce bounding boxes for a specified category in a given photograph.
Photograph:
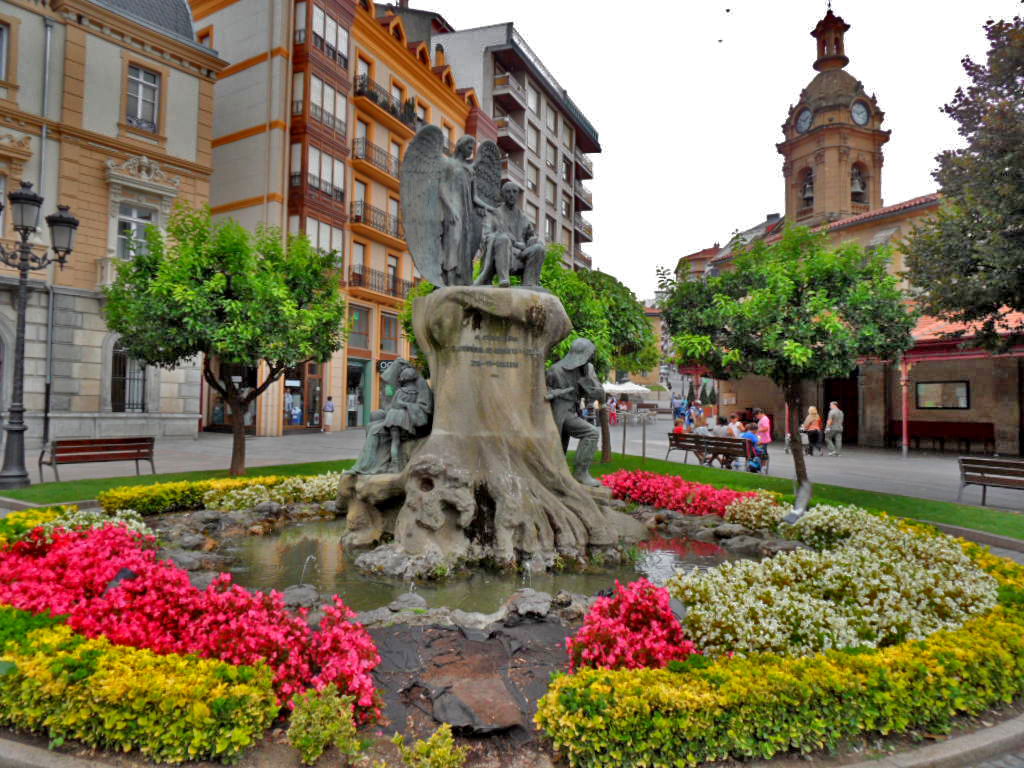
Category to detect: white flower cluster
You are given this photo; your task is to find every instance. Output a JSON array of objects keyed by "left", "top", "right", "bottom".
[
  {"left": 204, "top": 473, "right": 342, "bottom": 512},
  {"left": 723, "top": 493, "right": 786, "bottom": 530},
  {"left": 669, "top": 504, "right": 997, "bottom": 656},
  {"left": 38, "top": 507, "right": 153, "bottom": 541}
]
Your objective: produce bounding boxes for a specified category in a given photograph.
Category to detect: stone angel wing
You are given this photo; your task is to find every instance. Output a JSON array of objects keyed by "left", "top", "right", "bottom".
[
  {"left": 399, "top": 125, "right": 448, "bottom": 287},
  {"left": 468, "top": 140, "right": 503, "bottom": 273}
]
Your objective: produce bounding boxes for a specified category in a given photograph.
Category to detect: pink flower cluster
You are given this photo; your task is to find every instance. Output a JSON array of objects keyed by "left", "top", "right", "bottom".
[
  {"left": 566, "top": 579, "right": 696, "bottom": 671},
  {"left": 0, "top": 526, "right": 379, "bottom": 716},
  {"left": 600, "top": 470, "right": 757, "bottom": 516}
]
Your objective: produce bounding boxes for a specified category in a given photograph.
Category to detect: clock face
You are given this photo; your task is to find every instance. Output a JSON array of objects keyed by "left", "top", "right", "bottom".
[
  {"left": 796, "top": 109, "right": 813, "bottom": 133},
  {"left": 851, "top": 101, "right": 870, "bottom": 126}
]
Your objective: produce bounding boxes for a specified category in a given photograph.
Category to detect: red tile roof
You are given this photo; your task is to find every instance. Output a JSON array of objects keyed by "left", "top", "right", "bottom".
[
  {"left": 683, "top": 245, "right": 721, "bottom": 262},
  {"left": 912, "top": 311, "right": 1024, "bottom": 343},
  {"left": 825, "top": 193, "right": 940, "bottom": 232}
]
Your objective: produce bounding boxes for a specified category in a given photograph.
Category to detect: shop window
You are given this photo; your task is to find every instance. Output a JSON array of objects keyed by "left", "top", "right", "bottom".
[
  {"left": 916, "top": 381, "right": 970, "bottom": 410},
  {"left": 111, "top": 340, "right": 146, "bottom": 413},
  {"left": 349, "top": 305, "right": 370, "bottom": 349},
  {"left": 381, "top": 313, "right": 399, "bottom": 353}
]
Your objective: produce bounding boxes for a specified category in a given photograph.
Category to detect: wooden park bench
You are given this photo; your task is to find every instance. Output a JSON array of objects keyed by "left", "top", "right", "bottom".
[
  {"left": 38, "top": 437, "right": 156, "bottom": 483},
  {"left": 665, "top": 433, "right": 770, "bottom": 473},
  {"left": 957, "top": 456, "right": 1024, "bottom": 506},
  {"left": 889, "top": 420, "right": 996, "bottom": 454}
]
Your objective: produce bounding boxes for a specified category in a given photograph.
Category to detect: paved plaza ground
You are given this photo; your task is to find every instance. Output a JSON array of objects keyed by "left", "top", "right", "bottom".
[{"left": 29, "top": 420, "right": 1024, "bottom": 515}]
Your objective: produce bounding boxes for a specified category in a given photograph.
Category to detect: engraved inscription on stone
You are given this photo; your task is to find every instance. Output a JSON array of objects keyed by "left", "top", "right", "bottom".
[{"left": 453, "top": 333, "right": 539, "bottom": 370}]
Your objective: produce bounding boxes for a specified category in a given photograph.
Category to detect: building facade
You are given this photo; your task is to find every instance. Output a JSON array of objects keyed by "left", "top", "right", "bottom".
[
  {"left": 190, "top": 0, "right": 492, "bottom": 434},
  {"left": 0, "top": 0, "right": 223, "bottom": 449},
  {"left": 411, "top": 17, "right": 601, "bottom": 271}
]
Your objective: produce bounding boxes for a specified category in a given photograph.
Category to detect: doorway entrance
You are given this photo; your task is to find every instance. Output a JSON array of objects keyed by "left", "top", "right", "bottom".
[
  {"left": 823, "top": 370, "right": 859, "bottom": 445},
  {"left": 347, "top": 359, "right": 370, "bottom": 427},
  {"left": 283, "top": 361, "right": 324, "bottom": 430}
]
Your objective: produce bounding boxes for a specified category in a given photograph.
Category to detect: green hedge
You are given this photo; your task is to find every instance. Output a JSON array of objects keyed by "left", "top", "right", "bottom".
[
  {"left": 97, "top": 475, "right": 287, "bottom": 516},
  {"left": 0, "top": 612, "right": 278, "bottom": 763},
  {"left": 536, "top": 606, "right": 1024, "bottom": 766}
]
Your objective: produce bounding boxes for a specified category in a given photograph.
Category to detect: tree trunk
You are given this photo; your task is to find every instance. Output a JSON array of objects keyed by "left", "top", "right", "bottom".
[
  {"left": 784, "top": 384, "right": 812, "bottom": 511},
  {"left": 599, "top": 404, "right": 612, "bottom": 463},
  {"left": 340, "top": 287, "right": 645, "bottom": 575},
  {"left": 227, "top": 394, "right": 248, "bottom": 476}
]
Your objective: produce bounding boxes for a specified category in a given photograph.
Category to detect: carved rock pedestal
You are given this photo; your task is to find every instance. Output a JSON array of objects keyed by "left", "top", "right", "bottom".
[{"left": 340, "top": 286, "right": 645, "bottom": 578}]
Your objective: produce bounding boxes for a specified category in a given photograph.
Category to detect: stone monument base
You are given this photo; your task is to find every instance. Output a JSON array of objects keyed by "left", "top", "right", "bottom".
[{"left": 339, "top": 286, "right": 644, "bottom": 578}]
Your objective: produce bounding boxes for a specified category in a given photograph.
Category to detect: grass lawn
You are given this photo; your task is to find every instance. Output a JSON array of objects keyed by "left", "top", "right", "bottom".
[
  {"left": 588, "top": 453, "right": 1024, "bottom": 541},
  {"left": 0, "top": 459, "right": 355, "bottom": 505},
  {"left": 4, "top": 451, "right": 1023, "bottom": 542}
]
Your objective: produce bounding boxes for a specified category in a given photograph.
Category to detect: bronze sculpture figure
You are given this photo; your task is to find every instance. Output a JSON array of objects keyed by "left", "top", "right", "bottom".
[
  {"left": 546, "top": 337, "right": 606, "bottom": 486},
  {"left": 475, "top": 181, "right": 547, "bottom": 288}
]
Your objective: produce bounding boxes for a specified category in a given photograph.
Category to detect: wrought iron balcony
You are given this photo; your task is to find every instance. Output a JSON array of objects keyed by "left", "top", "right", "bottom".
[
  {"left": 492, "top": 73, "right": 527, "bottom": 111},
  {"left": 573, "top": 180, "right": 592, "bottom": 210},
  {"left": 574, "top": 213, "right": 593, "bottom": 241},
  {"left": 349, "top": 263, "right": 414, "bottom": 299},
  {"left": 354, "top": 74, "right": 416, "bottom": 130},
  {"left": 494, "top": 116, "right": 526, "bottom": 152},
  {"left": 350, "top": 201, "right": 403, "bottom": 241},
  {"left": 573, "top": 147, "right": 593, "bottom": 179},
  {"left": 352, "top": 138, "right": 399, "bottom": 178}
]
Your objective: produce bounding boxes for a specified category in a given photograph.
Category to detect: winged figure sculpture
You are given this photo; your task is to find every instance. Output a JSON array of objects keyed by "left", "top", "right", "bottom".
[{"left": 400, "top": 125, "right": 502, "bottom": 286}]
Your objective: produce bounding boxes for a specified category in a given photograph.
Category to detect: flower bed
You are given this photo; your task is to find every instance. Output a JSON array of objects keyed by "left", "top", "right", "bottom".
[
  {"left": 600, "top": 470, "right": 761, "bottom": 516},
  {"left": 97, "top": 475, "right": 288, "bottom": 516},
  {"left": 0, "top": 505, "right": 74, "bottom": 546},
  {"left": 537, "top": 476, "right": 1024, "bottom": 766},
  {"left": 0, "top": 607, "right": 278, "bottom": 764},
  {"left": 0, "top": 524, "right": 380, "bottom": 716}
]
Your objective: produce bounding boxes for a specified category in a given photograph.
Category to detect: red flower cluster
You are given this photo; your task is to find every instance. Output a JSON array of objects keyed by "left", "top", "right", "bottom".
[
  {"left": 600, "top": 470, "right": 757, "bottom": 516},
  {"left": 0, "top": 526, "right": 379, "bottom": 716},
  {"left": 566, "top": 579, "right": 697, "bottom": 671}
]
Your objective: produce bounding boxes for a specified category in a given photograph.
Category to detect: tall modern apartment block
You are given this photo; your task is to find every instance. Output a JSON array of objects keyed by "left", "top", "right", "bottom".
[{"left": 428, "top": 21, "right": 600, "bottom": 271}]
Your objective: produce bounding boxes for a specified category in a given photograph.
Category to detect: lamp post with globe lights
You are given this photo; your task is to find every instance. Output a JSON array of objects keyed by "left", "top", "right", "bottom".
[{"left": 0, "top": 181, "right": 78, "bottom": 489}]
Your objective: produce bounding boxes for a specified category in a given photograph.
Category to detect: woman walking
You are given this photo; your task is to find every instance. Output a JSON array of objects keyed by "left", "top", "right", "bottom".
[{"left": 801, "top": 406, "right": 823, "bottom": 456}]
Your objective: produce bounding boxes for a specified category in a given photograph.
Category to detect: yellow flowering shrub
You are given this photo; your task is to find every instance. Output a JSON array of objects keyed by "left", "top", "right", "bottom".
[
  {"left": 536, "top": 606, "right": 1024, "bottom": 766},
  {"left": 0, "top": 624, "right": 278, "bottom": 763},
  {"left": 98, "top": 476, "right": 285, "bottom": 516},
  {"left": 0, "top": 506, "right": 74, "bottom": 547}
]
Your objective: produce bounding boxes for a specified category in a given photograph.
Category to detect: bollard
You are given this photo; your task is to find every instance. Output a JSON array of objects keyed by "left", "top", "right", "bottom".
[
  {"left": 621, "top": 413, "right": 627, "bottom": 457},
  {"left": 641, "top": 413, "right": 647, "bottom": 464}
]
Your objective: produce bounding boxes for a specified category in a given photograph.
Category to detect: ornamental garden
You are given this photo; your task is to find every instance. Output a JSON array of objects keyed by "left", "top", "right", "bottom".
[{"left": 1, "top": 465, "right": 1023, "bottom": 766}]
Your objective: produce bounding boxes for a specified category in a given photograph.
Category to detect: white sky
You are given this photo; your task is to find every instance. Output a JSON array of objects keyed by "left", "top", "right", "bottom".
[{"left": 422, "top": 0, "right": 1021, "bottom": 299}]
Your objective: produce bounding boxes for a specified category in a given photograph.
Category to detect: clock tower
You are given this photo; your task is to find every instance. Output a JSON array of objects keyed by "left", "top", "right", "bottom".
[{"left": 777, "top": 9, "right": 890, "bottom": 226}]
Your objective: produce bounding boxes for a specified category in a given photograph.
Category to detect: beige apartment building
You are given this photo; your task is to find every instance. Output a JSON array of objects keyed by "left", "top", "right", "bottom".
[{"left": 0, "top": 0, "right": 223, "bottom": 449}]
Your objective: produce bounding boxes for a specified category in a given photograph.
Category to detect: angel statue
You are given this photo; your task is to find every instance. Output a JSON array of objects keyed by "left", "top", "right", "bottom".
[{"left": 400, "top": 125, "right": 502, "bottom": 286}]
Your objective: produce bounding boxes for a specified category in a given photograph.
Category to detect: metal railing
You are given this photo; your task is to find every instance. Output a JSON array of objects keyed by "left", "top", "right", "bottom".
[
  {"left": 573, "top": 180, "right": 592, "bottom": 207},
  {"left": 574, "top": 147, "right": 593, "bottom": 177},
  {"left": 350, "top": 201, "right": 403, "bottom": 240},
  {"left": 494, "top": 116, "right": 525, "bottom": 146},
  {"left": 574, "top": 213, "right": 593, "bottom": 239},
  {"left": 574, "top": 248, "right": 592, "bottom": 269},
  {"left": 352, "top": 138, "right": 398, "bottom": 177},
  {"left": 354, "top": 74, "right": 416, "bottom": 129},
  {"left": 501, "top": 155, "right": 524, "bottom": 183},
  {"left": 349, "top": 263, "right": 414, "bottom": 299}
]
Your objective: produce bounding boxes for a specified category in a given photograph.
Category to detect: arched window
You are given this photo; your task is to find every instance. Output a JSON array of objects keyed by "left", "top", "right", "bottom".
[
  {"left": 851, "top": 163, "right": 868, "bottom": 204},
  {"left": 111, "top": 340, "right": 146, "bottom": 412}
]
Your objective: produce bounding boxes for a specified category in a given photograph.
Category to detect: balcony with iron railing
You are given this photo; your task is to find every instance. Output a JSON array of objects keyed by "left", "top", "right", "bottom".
[
  {"left": 348, "top": 263, "right": 415, "bottom": 300},
  {"left": 574, "top": 147, "right": 593, "bottom": 180},
  {"left": 494, "top": 116, "right": 526, "bottom": 152},
  {"left": 574, "top": 213, "right": 593, "bottom": 242},
  {"left": 349, "top": 200, "right": 404, "bottom": 245},
  {"left": 573, "top": 247, "right": 592, "bottom": 270},
  {"left": 573, "top": 180, "right": 592, "bottom": 210},
  {"left": 492, "top": 73, "right": 527, "bottom": 111},
  {"left": 354, "top": 74, "right": 417, "bottom": 136},
  {"left": 352, "top": 138, "right": 399, "bottom": 188}
]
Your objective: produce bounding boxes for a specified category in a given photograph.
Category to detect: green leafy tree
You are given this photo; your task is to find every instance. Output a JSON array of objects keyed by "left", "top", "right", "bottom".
[
  {"left": 577, "top": 269, "right": 660, "bottom": 375},
  {"left": 905, "top": 15, "right": 1024, "bottom": 347},
  {"left": 659, "top": 226, "right": 915, "bottom": 502},
  {"left": 104, "top": 204, "right": 346, "bottom": 476}
]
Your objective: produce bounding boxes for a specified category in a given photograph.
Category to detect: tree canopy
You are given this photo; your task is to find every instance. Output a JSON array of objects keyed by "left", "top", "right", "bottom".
[
  {"left": 103, "top": 204, "right": 347, "bottom": 475},
  {"left": 904, "top": 15, "right": 1024, "bottom": 347},
  {"left": 659, "top": 226, "right": 915, "bottom": 501}
]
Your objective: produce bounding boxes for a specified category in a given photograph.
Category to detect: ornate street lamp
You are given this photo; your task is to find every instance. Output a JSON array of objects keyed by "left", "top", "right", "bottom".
[{"left": 0, "top": 181, "right": 78, "bottom": 489}]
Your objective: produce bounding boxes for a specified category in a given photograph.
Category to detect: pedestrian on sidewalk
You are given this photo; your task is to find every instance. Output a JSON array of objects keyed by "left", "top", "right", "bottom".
[
  {"left": 753, "top": 408, "right": 772, "bottom": 459},
  {"left": 322, "top": 396, "right": 335, "bottom": 433},
  {"left": 801, "top": 406, "right": 823, "bottom": 456},
  {"left": 825, "top": 400, "right": 844, "bottom": 456}
]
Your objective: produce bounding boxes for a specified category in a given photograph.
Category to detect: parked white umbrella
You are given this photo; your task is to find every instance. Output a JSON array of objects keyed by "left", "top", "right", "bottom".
[{"left": 602, "top": 381, "right": 651, "bottom": 395}]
